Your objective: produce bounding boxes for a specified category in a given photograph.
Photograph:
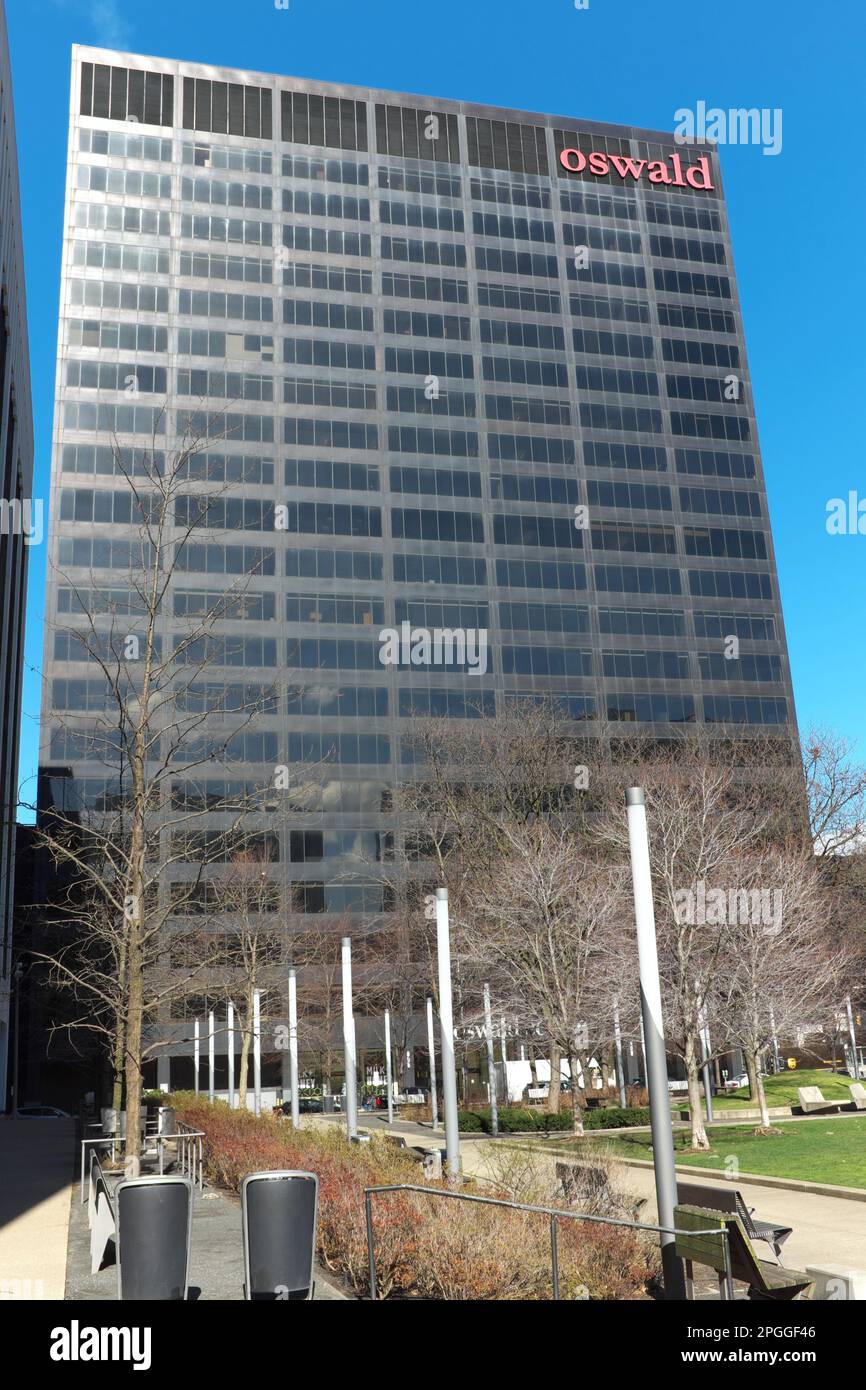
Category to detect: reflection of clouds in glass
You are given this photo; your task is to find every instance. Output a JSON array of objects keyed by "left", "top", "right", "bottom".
[
  {"left": 284, "top": 779, "right": 322, "bottom": 812},
  {"left": 288, "top": 682, "right": 341, "bottom": 715},
  {"left": 306, "top": 684, "right": 340, "bottom": 713},
  {"left": 278, "top": 776, "right": 390, "bottom": 813},
  {"left": 344, "top": 831, "right": 365, "bottom": 861}
]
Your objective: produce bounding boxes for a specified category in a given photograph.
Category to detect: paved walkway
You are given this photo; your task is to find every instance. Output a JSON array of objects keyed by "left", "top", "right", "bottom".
[
  {"left": 0, "top": 1118, "right": 75, "bottom": 1300},
  {"left": 457, "top": 1135, "right": 866, "bottom": 1273},
  {"left": 620, "top": 1165, "right": 866, "bottom": 1273},
  {"left": 66, "top": 1173, "right": 347, "bottom": 1300}
]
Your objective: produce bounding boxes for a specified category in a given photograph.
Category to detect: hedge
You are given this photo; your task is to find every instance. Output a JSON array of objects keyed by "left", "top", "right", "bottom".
[{"left": 458, "top": 1105, "right": 650, "bottom": 1133}]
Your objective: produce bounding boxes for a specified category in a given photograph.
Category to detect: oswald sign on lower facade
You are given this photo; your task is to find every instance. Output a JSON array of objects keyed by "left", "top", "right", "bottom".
[{"left": 559, "top": 147, "right": 714, "bottom": 189}]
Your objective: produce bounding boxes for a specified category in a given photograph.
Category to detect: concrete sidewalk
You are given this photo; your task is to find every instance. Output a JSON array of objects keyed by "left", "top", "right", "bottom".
[
  {"left": 621, "top": 1165, "right": 866, "bottom": 1273},
  {"left": 459, "top": 1137, "right": 866, "bottom": 1273},
  {"left": 65, "top": 1177, "right": 348, "bottom": 1300},
  {"left": 0, "top": 1118, "right": 75, "bottom": 1300}
]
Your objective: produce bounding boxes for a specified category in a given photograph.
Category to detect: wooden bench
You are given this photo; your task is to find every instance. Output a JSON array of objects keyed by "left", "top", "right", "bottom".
[
  {"left": 677, "top": 1179, "right": 792, "bottom": 1260},
  {"left": 674, "top": 1205, "right": 813, "bottom": 1302}
]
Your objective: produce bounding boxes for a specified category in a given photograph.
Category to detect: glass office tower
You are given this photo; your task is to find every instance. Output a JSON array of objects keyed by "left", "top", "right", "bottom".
[{"left": 40, "top": 48, "right": 797, "bottom": 1087}]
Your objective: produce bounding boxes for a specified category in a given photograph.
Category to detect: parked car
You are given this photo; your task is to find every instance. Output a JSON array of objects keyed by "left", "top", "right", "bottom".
[{"left": 16, "top": 1104, "right": 72, "bottom": 1118}]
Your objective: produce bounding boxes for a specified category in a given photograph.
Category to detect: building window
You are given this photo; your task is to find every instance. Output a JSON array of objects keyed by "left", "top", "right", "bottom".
[
  {"left": 282, "top": 91, "right": 367, "bottom": 151},
  {"left": 182, "top": 77, "right": 273, "bottom": 139},
  {"left": 80, "top": 62, "right": 174, "bottom": 126}
]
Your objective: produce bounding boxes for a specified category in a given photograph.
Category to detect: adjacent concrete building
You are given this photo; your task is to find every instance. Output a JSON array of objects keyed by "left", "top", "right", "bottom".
[{"left": 0, "top": 0, "right": 34, "bottom": 1107}]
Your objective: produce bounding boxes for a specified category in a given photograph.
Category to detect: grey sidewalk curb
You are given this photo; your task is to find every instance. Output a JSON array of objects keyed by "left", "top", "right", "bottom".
[{"left": 617, "top": 1158, "right": 866, "bottom": 1203}]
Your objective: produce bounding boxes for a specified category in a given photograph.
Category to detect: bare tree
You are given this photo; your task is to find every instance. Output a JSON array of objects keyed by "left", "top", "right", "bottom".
[
  {"left": 800, "top": 728, "right": 866, "bottom": 856},
  {"left": 719, "top": 848, "right": 845, "bottom": 1128},
  {"left": 208, "top": 845, "right": 286, "bottom": 1109},
  {"left": 459, "top": 819, "right": 627, "bottom": 1133},
  {"left": 597, "top": 735, "right": 784, "bottom": 1149},
  {"left": 33, "top": 411, "right": 280, "bottom": 1168},
  {"left": 291, "top": 920, "right": 347, "bottom": 1096},
  {"left": 396, "top": 701, "right": 619, "bottom": 1119}
]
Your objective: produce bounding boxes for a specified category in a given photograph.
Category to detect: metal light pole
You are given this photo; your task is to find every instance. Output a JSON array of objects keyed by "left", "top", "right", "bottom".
[
  {"left": 227, "top": 1001, "right": 235, "bottom": 1109},
  {"left": 613, "top": 995, "right": 627, "bottom": 1108},
  {"left": 500, "top": 1016, "right": 509, "bottom": 1104},
  {"left": 626, "top": 787, "right": 685, "bottom": 1299},
  {"left": 435, "top": 887, "right": 461, "bottom": 1179},
  {"left": 426, "top": 996, "right": 439, "bottom": 1129},
  {"left": 483, "top": 983, "right": 499, "bottom": 1137},
  {"left": 699, "top": 1010, "right": 714, "bottom": 1122},
  {"left": 288, "top": 967, "right": 300, "bottom": 1128},
  {"left": 846, "top": 996, "right": 860, "bottom": 1078},
  {"left": 341, "top": 937, "right": 358, "bottom": 1137},
  {"left": 252, "top": 989, "right": 262, "bottom": 1117},
  {"left": 384, "top": 1009, "right": 394, "bottom": 1125},
  {"left": 194, "top": 1018, "right": 200, "bottom": 1095},
  {"left": 208, "top": 1010, "right": 215, "bottom": 1102}
]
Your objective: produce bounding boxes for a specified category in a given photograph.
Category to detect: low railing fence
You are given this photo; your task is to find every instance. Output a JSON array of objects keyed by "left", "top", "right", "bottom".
[
  {"left": 363, "top": 1182, "right": 732, "bottom": 1301},
  {"left": 80, "top": 1123, "right": 205, "bottom": 1199},
  {"left": 158, "top": 1122, "right": 205, "bottom": 1191}
]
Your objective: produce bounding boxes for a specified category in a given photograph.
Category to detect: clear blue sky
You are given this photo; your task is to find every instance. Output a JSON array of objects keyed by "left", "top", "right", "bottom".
[{"left": 8, "top": 0, "right": 865, "bottom": 823}]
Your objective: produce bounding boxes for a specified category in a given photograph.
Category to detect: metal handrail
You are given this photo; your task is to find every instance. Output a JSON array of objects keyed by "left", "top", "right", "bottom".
[
  {"left": 157, "top": 1123, "right": 205, "bottom": 1191},
  {"left": 80, "top": 1134, "right": 117, "bottom": 1202},
  {"left": 363, "top": 1182, "right": 732, "bottom": 1301},
  {"left": 81, "top": 1124, "right": 206, "bottom": 1199}
]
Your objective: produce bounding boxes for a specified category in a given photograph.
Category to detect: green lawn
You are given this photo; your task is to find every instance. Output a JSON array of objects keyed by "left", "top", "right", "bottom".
[
  {"left": 690, "top": 1067, "right": 855, "bottom": 1111},
  {"left": 543, "top": 1115, "right": 866, "bottom": 1189}
]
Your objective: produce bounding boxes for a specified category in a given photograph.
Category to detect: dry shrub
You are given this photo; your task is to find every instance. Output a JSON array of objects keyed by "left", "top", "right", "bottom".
[
  {"left": 414, "top": 1201, "right": 550, "bottom": 1300},
  {"left": 555, "top": 1217, "right": 659, "bottom": 1300},
  {"left": 173, "top": 1094, "right": 656, "bottom": 1300}
]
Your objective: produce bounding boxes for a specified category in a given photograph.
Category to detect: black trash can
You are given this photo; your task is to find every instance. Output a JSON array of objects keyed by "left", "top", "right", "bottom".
[{"left": 241, "top": 1170, "right": 318, "bottom": 1301}]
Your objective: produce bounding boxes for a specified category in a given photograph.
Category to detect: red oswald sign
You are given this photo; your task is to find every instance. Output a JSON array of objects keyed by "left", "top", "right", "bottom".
[{"left": 559, "top": 148, "right": 714, "bottom": 191}]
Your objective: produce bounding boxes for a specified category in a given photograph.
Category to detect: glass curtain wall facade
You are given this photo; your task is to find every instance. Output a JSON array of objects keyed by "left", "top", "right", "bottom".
[{"left": 41, "top": 47, "right": 797, "bottom": 1084}]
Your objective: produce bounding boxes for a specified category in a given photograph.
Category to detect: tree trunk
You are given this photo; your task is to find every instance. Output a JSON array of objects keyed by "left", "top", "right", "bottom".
[
  {"left": 112, "top": 933, "right": 128, "bottom": 1118},
  {"left": 548, "top": 1041, "right": 561, "bottom": 1114},
  {"left": 123, "top": 917, "right": 143, "bottom": 1175},
  {"left": 752, "top": 1051, "right": 771, "bottom": 1129},
  {"left": 323, "top": 1048, "right": 333, "bottom": 1097},
  {"left": 238, "top": 980, "right": 255, "bottom": 1109},
  {"left": 685, "top": 1033, "right": 710, "bottom": 1150},
  {"left": 111, "top": 1029, "right": 124, "bottom": 1120},
  {"left": 568, "top": 1053, "right": 584, "bottom": 1135},
  {"left": 238, "top": 1025, "right": 251, "bottom": 1110}
]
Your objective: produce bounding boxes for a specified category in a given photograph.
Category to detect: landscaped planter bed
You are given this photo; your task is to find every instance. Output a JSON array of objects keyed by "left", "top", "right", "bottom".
[{"left": 173, "top": 1093, "right": 656, "bottom": 1300}]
